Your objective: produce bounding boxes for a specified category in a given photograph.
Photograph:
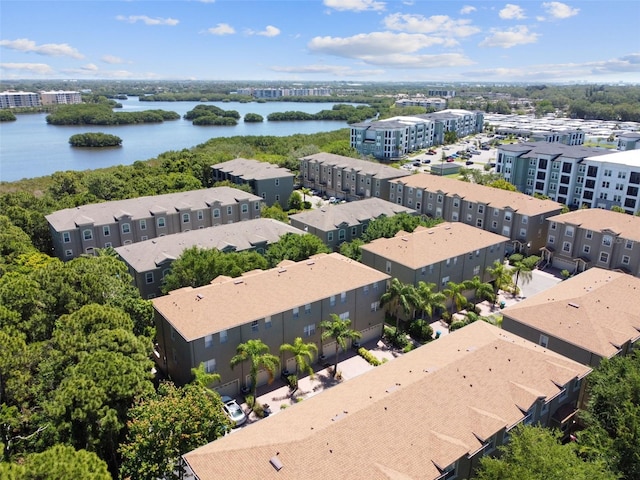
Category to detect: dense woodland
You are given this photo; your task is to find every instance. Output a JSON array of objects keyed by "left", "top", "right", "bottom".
[{"left": 1, "top": 82, "right": 639, "bottom": 477}]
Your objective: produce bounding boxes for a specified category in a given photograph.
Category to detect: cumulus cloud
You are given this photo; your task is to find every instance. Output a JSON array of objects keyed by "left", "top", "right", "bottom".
[
  {"left": 246, "top": 25, "right": 281, "bottom": 37},
  {"left": 460, "top": 6, "right": 477, "bottom": 14},
  {"left": 0, "top": 38, "right": 84, "bottom": 59},
  {"left": 383, "top": 13, "right": 480, "bottom": 37},
  {"left": 207, "top": 23, "right": 235, "bottom": 35},
  {"left": 0, "top": 62, "right": 55, "bottom": 75},
  {"left": 479, "top": 25, "right": 539, "bottom": 48},
  {"left": 323, "top": 0, "right": 385, "bottom": 12},
  {"left": 542, "top": 2, "right": 579, "bottom": 19},
  {"left": 270, "top": 64, "right": 385, "bottom": 77},
  {"left": 101, "top": 54, "right": 127, "bottom": 64},
  {"left": 116, "top": 15, "right": 179, "bottom": 26},
  {"left": 499, "top": 4, "right": 526, "bottom": 20}
]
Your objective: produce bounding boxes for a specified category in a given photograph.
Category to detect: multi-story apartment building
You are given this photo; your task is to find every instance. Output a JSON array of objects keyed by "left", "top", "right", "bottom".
[
  {"left": 235, "top": 87, "right": 332, "bottom": 98},
  {"left": 299, "top": 152, "right": 410, "bottom": 201},
  {"left": 115, "top": 218, "right": 305, "bottom": 299},
  {"left": 529, "top": 129, "right": 585, "bottom": 145},
  {"left": 0, "top": 91, "right": 41, "bottom": 108},
  {"left": 183, "top": 321, "right": 590, "bottom": 480},
  {"left": 211, "top": 158, "right": 295, "bottom": 209},
  {"left": 428, "top": 88, "right": 456, "bottom": 97},
  {"left": 289, "top": 198, "right": 416, "bottom": 251},
  {"left": 394, "top": 97, "right": 447, "bottom": 111},
  {"left": 39, "top": 90, "right": 82, "bottom": 105},
  {"left": 46, "top": 187, "right": 263, "bottom": 260},
  {"left": 387, "top": 173, "right": 563, "bottom": 254},
  {"left": 617, "top": 132, "right": 640, "bottom": 151},
  {"left": 152, "top": 253, "right": 390, "bottom": 392},
  {"left": 541, "top": 208, "right": 640, "bottom": 276},
  {"left": 502, "top": 268, "right": 640, "bottom": 366},
  {"left": 350, "top": 109, "right": 483, "bottom": 161},
  {"left": 495, "top": 142, "right": 611, "bottom": 207},
  {"left": 360, "top": 223, "right": 508, "bottom": 294}
]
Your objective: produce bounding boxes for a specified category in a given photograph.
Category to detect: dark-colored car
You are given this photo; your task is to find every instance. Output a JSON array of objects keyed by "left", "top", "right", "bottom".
[{"left": 465, "top": 160, "right": 474, "bottom": 165}]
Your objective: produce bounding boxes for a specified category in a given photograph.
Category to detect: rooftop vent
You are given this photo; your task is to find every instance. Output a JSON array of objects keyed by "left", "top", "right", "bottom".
[
  {"left": 269, "top": 456, "right": 283, "bottom": 472},
  {"left": 568, "top": 302, "right": 580, "bottom": 308},
  {"left": 233, "top": 279, "right": 244, "bottom": 285},
  {"left": 196, "top": 294, "right": 204, "bottom": 301}
]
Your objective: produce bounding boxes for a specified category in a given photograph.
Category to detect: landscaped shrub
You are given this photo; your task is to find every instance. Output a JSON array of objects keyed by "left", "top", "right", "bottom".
[
  {"left": 357, "top": 347, "right": 382, "bottom": 366},
  {"left": 407, "top": 319, "right": 434, "bottom": 342},
  {"left": 383, "top": 326, "right": 409, "bottom": 349},
  {"left": 449, "top": 320, "right": 467, "bottom": 332}
]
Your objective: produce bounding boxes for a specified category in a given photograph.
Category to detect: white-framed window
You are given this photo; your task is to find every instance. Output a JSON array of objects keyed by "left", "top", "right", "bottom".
[
  {"left": 477, "top": 219, "right": 483, "bottom": 228},
  {"left": 204, "top": 358, "right": 217, "bottom": 374},
  {"left": 241, "top": 204, "right": 249, "bottom": 213},
  {"left": 227, "top": 206, "right": 232, "bottom": 215},
  {"left": 305, "top": 303, "right": 311, "bottom": 314},
  {"left": 599, "top": 252, "right": 609, "bottom": 263},
  {"left": 145, "top": 272, "right": 154, "bottom": 284},
  {"left": 363, "top": 284, "right": 369, "bottom": 294},
  {"left": 625, "top": 239, "right": 633, "bottom": 250},
  {"left": 328, "top": 232, "right": 334, "bottom": 242},
  {"left": 339, "top": 229, "right": 346, "bottom": 241},
  {"left": 562, "top": 241, "right": 571, "bottom": 253},
  {"left": 622, "top": 255, "right": 630, "bottom": 265},
  {"left": 493, "top": 208, "right": 499, "bottom": 217},
  {"left": 441, "top": 275, "right": 450, "bottom": 286},
  {"left": 504, "top": 212, "right": 512, "bottom": 222},
  {"left": 585, "top": 230, "right": 593, "bottom": 239},
  {"left": 521, "top": 215, "right": 528, "bottom": 225},
  {"left": 140, "top": 219, "right": 147, "bottom": 230},
  {"left": 386, "top": 261, "right": 392, "bottom": 273},
  {"left": 293, "top": 307, "right": 299, "bottom": 319},
  {"left": 141, "top": 236, "right": 148, "bottom": 241},
  {"left": 251, "top": 320, "right": 259, "bottom": 332},
  {"left": 219, "top": 329, "right": 228, "bottom": 343},
  {"left": 583, "top": 245, "right": 590, "bottom": 254},
  {"left": 548, "top": 235, "right": 555, "bottom": 244},
  {"left": 121, "top": 223, "right": 131, "bottom": 234},
  {"left": 502, "top": 226, "right": 511, "bottom": 236},
  {"left": 104, "top": 242, "right": 112, "bottom": 248},
  {"left": 453, "top": 198, "right": 460, "bottom": 208},
  {"left": 565, "top": 226, "right": 574, "bottom": 237},
  {"left": 157, "top": 217, "right": 166, "bottom": 228},
  {"left": 303, "top": 324, "right": 316, "bottom": 337},
  {"left": 539, "top": 334, "right": 549, "bottom": 348},
  {"left": 492, "top": 221, "right": 498, "bottom": 229},
  {"left": 197, "top": 210, "right": 204, "bottom": 221},
  {"left": 473, "top": 265, "right": 480, "bottom": 276},
  {"left": 182, "top": 213, "right": 190, "bottom": 223},
  {"left": 371, "top": 301, "right": 379, "bottom": 312},
  {"left": 83, "top": 229, "right": 93, "bottom": 241},
  {"left": 65, "top": 249, "right": 73, "bottom": 257},
  {"left": 330, "top": 295, "right": 336, "bottom": 307},
  {"left": 466, "top": 213, "right": 472, "bottom": 222},
  {"left": 265, "top": 316, "right": 272, "bottom": 329},
  {"left": 205, "top": 334, "right": 213, "bottom": 348},
  {"left": 550, "top": 221, "right": 556, "bottom": 230},
  {"left": 275, "top": 178, "right": 280, "bottom": 186},
  {"left": 103, "top": 226, "right": 110, "bottom": 236},
  {"left": 351, "top": 226, "right": 357, "bottom": 236},
  {"left": 339, "top": 311, "right": 349, "bottom": 320},
  {"left": 477, "top": 205, "right": 484, "bottom": 214},
  {"left": 437, "top": 194, "right": 443, "bottom": 203},
  {"left": 452, "top": 212, "right": 459, "bottom": 222},
  {"left": 62, "top": 232, "right": 71, "bottom": 243},
  {"left": 602, "top": 235, "right": 612, "bottom": 247},
  {"left": 213, "top": 209, "right": 220, "bottom": 218},
  {"left": 340, "top": 291, "right": 346, "bottom": 303}
]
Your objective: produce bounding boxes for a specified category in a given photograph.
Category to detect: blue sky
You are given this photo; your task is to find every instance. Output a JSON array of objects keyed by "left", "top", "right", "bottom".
[{"left": 1, "top": 0, "right": 639, "bottom": 83}]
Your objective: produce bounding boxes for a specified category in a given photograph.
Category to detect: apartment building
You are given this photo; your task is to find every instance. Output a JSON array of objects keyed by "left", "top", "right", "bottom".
[
  {"left": 46, "top": 187, "right": 263, "bottom": 260},
  {"left": 394, "top": 97, "right": 447, "bottom": 111},
  {"left": 495, "top": 142, "right": 611, "bottom": 207},
  {"left": 211, "top": 158, "right": 295, "bottom": 209},
  {"left": 388, "top": 173, "right": 563, "bottom": 254},
  {"left": 360, "top": 223, "right": 508, "bottom": 293},
  {"left": 39, "top": 90, "right": 82, "bottom": 105},
  {"left": 299, "top": 152, "right": 410, "bottom": 201},
  {"left": 502, "top": 268, "right": 640, "bottom": 366},
  {"left": 617, "top": 132, "right": 640, "bottom": 151},
  {"left": 529, "top": 129, "right": 585, "bottom": 145},
  {"left": 115, "top": 218, "right": 305, "bottom": 299},
  {"left": 289, "top": 198, "right": 416, "bottom": 251},
  {"left": 0, "top": 91, "right": 41, "bottom": 108},
  {"left": 152, "top": 253, "right": 390, "bottom": 392},
  {"left": 183, "top": 321, "right": 590, "bottom": 480},
  {"left": 541, "top": 208, "right": 640, "bottom": 276}
]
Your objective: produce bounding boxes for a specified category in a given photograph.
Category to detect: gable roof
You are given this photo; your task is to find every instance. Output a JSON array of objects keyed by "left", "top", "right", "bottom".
[
  {"left": 152, "top": 253, "right": 390, "bottom": 342},
  {"left": 183, "top": 321, "right": 590, "bottom": 480},
  {"left": 498, "top": 141, "right": 609, "bottom": 159},
  {"left": 547, "top": 208, "right": 640, "bottom": 242},
  {"left": 360, "top": 222, "right": 508, "bottom": 269},
  {"left": 390, "top": 173, "right": 563, "bottom": 216},
  {"left": 289, "top": 198, "right": 416, "bottom": 231},
  {"left": 302, "top": 153, "right": 411, "bottom": 180},
  {"left": 211, "top": 158, "right": 295, "bottom": 180},
  {"left": 114, "top": 218, "right": 304, "bottom": 272},
  {"left": 502, "top": 268, "right": 640, "bottom": 359},
  {"left": 45, "top": 187, "right": 262, "bottom": 231}
]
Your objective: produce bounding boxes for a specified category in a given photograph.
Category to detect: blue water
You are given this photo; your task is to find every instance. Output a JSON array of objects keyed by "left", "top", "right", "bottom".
[{"left": 0, "top": 97, "right": 352, "bottom": 182}]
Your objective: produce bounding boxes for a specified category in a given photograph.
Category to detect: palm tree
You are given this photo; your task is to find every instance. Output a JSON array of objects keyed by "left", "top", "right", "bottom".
[
  {"left": 191, "top": 362, "right": 222, "bottom": 393},
  {"left": 486, "top": 260, "right": 514, "bottom": 304},
  {"left": 379, "top": 278, "right": 420, "bottom": 329},
  {"left": 230, "top": 339, "right": 280, "bottom": 411},
  {"left": 511, "top": 256, "right": 539, "bottom": 297},
  {"left": 280, "top": 337, "right": 318, "bottom": 379},
  {"left": 463, "top": 275, "right": 495, "bottom": 306},
  {"left": 319, "top": 314, "right": 361, "bottom": 378},
  {"left": 301, "top": 187, "right": 311, "bottom": 207},
  {"left": 443, "top": 281, "right": 466, "bottom": 315},
  {"left": 415, "top": 281, "right": 446, "bottom": 320}
]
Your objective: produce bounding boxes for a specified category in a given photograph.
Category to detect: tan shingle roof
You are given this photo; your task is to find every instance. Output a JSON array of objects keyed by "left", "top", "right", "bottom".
[
  {"left": 547, "top": 208, "right": 640, "bottom": 242},
  {"left": 184, "top": 321, "right": 590, "bottom": 480},
  {"left": 152, "top": 253, "right": 390, "bottom": 341},
  {"left": 392, "top": 173, "right": 563, "bottom": 216},
  {"left": 212, "top": 158, "right": 295, "bottom": 180},
  {"left": 302, "top": 153, "right": 411, "bottom": 180},
  {"left": 360, "top": 222, "right": 508, "bottom": 269},
  {"left": 502, "top": 268, "right": 640, "bottom": 358}
]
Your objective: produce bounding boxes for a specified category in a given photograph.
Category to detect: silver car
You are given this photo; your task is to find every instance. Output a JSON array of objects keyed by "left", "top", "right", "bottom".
[{"left": 221, "top": 396, "right": 247, "bottom": 426}]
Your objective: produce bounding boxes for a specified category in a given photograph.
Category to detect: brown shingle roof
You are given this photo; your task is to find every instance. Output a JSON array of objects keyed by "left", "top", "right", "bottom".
[
  {"left": 547, "top": 208, "right": 640, "bottom": 242},
  {"left": 360, "top": 222, "right": 508, "bottom": 269},
  {"left": 212, "top": 158, "right": 295, "bottom": 180},
  {"left": 302, "top": 153, "right": 411, "bottom": 180},
  {"left": 502, "top": 268, "right": 640, "bottom": 358},
  {"left": 152, "top": 253, "right": 390, "bottom": 341},
  {"left": 391, "top": 173, "right": 563, "bottom": 216},
  {"left": 184, "top": 321, "right": 590, "bottom": 480}
]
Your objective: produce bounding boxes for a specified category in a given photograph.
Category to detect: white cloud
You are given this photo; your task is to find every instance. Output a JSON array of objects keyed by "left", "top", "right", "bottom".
[
  {"left": 250, "top": 25, "right": 281, "bottom": 37},
  {"left": 207, "top": 23, "right": 235, "bottom": 35},
  {"left": 358, "top": 52, "right": 475, "bottom": 68},
  {"left": 323, "top": 0, "right": 385, "bottom": 12},
  {"left": 479, "top": 25, "right": 539, "bottom": 48},
  {"left": 270, "top": 64, "right": 385, "bottom": 77},
  {"left": 0, "top": 38, "right": 84, "bottom": 59},
  {"left": 81, "top": 63, "right": 99, "bottom": 72},
  {"left": 542, "top": 2, "right": 579, "bottom": 19},
  {"left": 499, "top": 4, "right": 526, "bottom": 20},
  {"left": 116, "top": 15, "right": 179, "bottom": 26},
  {"left": 383, "top": 13, "right": 480, "bottom": 37},
  {"left": 0, "top": 62, "right": 55, "bottom": 75},
  {"left": 460, "top": 6, "right": 477, "bottom": 15},
  {"left": 101, "top": 55, "right": 127, "bottom": 64},
  {"left": 309, "top": 32, "right": 454, "bottom": 58}
]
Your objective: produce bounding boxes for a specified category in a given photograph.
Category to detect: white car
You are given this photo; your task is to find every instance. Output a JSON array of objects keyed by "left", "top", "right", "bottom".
[{"left": 221, "top": 396, "right": 247, "bottom": 426}]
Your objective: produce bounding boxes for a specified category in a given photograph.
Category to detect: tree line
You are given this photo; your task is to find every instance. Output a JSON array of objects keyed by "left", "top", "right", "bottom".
[{"left": 45, "top": 104, "right": 180, "bottom": 125}]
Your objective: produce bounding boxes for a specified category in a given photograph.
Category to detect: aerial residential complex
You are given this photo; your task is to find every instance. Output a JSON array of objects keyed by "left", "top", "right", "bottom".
[
  {"left": 496, "top": 143, "right": 640, "bottom": 213},
  {"left": 0, "top": 90, "right": 81, "bottom": 108},
  {"left": 152, "top": 252, "right": 390, "bottom": 391},
  {"left": 183, "top": 321, "right": 590, "bottom": 480},
  {"left": 235, "top": 87, "right": 332, "bottom": 98},
  {"left": 45, "top": 187, "right": 263, "bottom": 260}
]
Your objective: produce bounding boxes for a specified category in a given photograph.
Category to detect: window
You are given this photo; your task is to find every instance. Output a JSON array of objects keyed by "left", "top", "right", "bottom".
[
  {"left": 477, "top": 219, "right": 483, "bottom": 228},
  {"left": 182, "top": 213, "right": 190, "bottom": 223},
  {"left": 241, "top": 204, "right": 248, "bottom": 213},
  {"left": 625, "top": 239, "right": 633, "bottom": 250},
  {"left": 305, "top": 303, "right": 311, "bottom": 314},
  {"left": 140, "top": 219, "right": 147, "bottom": 230},
  {"left": 303, "top": 324, "right": 316, "bottom": 337},
  {"left": 585, "top": 230, "right": 593, "bottom": 239},
  {"left": 104, "top": 242, "right": 112, "bottom": 248},
  {"left": 558, "top": 386, "right": 568, "bottom": 402},
  {"left": 340, "top": 292, "right": 346, "bottom": 303},
  {"left": 330, "top": 295, "right": 336, "bottom": 306},
  {"left": 371, "top": 301, "right": 379, "bottom": 312},
  {"left": 145, "top": 272, "right": 154, "bottom": 284},
  {"left": 477, "top": 205, "right": 484, "bottom": 214},
  {"left": 339, "top": 311, "right": 349, "bottom": 320},
  {"left": 205, "top": 334, "right": 213, "bottom": 348},
  {"left": 453, "top": 198, "right": 460, "bottom": 208},
  {"left": 213, "top": 209, "right": 220, "bottom": 218},
  {"left": 602, "top": 235, "right": 612, "bottom": 247},
  {"left": 437, "top": 194, "right": 443, "bottom": 204},
  {"left": 550, "top": 222, "right": 556, "bottom": 230},
  {"left": 339, "top": 229, "right": 346, "bottom": 241},
  {"left": 521, "top": 216, "right": 528, "bottom": 225},
  {"left": 565, "top": 226, "right": 574, "bottom": 237},
  {"left": 504, "top": 212, "right": 512, "bottom": 222},
  {"left": 473, "top": 265, "right": 480, "bottom": 276},
  {"left": 441, "top": 275, "right": 450, "bottom": 286},
  {"left": 539, "top": 334, "right": 549, "bottom": 348},
  {"left": 386, "top": 261, "right": 392, "bottom": 273},
  {"left": 83, "top": 229, "right": 93, "bottom": 241},
  {"left": 622, "top": 255, "right": 630, "bottom": 265},
  {"left": 157, "top": 217, "right": 166, "bottom": 228},
  {"left": 227, "top": 206, "right": 232, "bottom": 215},
  {"left": 502, "top": 226, "right": 511, "bottom": 237},
  {"left": 121, "top": 223, "right": 131, "bottom": 234},
  {"left": 204, "top": 358, "right": 217, "bottom": 374},
  {"left": 562, "top": 241, "right": 571, "bottom": 253},
  {"left": 65, "top": 249, "right": 73, "bottom": 257},
  {"left": 293, "top": 307, "right": 299, "bottom": 319},
  {"left": 265, "top": 316, "right": 272, "bottom": 329},
  {"left": 103, "top": 226, "right": 110, "bottom": 237},
  {"left": 251, "top": 320, "right": 259, "bottom": 332},
  {"left": 328, "top": 232, "right": 334, "bottom": 242},
  {"left": 599, "top": 252, "right": 609, "bottom": 263},
  {"left": 62, "top": 232, "right": 71, "bottom": 243},
  {"left": 363, "top": 284, "right": 369, "bottom": 294},
  {"left": 197, "top": 210, "right": 204, "bottom": 221},
  {"left": 275, "top": 178, "right": 280, "bottom": 186},
  {"left": 583, "top": 245, "right": 590, "bottom": 254}
]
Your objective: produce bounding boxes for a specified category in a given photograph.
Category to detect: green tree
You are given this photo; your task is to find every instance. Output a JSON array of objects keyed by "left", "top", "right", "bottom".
[
  {"left": 191, "top": 362, "right": 222, "bottom": 390},
  {"left": 320, "top": 314, "right": 361, "bottom": 378},
  {"left": 288, "top": 190, "right": 303, "bottom": 210},
  {"left": 463, "top": 275, "right": 495, "bottom": 306},
  {"left": 415, "top": 281, "right": 446, "bottom": 319},
  {"left": 230, "top": 339, "right": 279, "bottom": 411},
  {"left": 280, "top": 336, "right": 319, "bottom": 378},
  {"left": 486, "top": 260, "right": 514, "bottom": 304},
  {"left": 119, "top": 382, "right": 230, "bottom": 480},
  {"left": 511, "top": 255, "right": 539, "bottom": 297},
  {"left": 265, "top": 233, "right": 330, "bottom": 267},
  {"left": 260, "top": 202, "right": 289, "bottom": 222},
  {"left": 486, "top": 178, "right": 518, "bottom": 191},
  {"left": 379, "top": 278, "right": 420, "bottom": 328},
  {"left": 443, "top": 280, "right": 466, "bottom": 315}
]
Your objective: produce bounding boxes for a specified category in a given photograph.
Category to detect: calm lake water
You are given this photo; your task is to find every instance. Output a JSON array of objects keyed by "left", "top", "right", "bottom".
[{"left": 0, "top": 97, "right": 352, "bottom": 182}]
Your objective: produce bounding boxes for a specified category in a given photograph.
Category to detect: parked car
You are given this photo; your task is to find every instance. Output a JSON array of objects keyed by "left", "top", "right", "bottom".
[
  {"left": 427, "top": 149, "right": 437, "bottom": 155},
  {"left": 422, "top": 158, "right": 431, "bottom": 164},
  {"left": 413, "top": 161, "right": 421, "bottom": 167},
  {"left": 446, "top": 157, "right": 455, "bottom": 162},
  {"left": 465, "top": 160, "right": 474, "bottom": 165},
  {"left": 221, "top": 396, "right": 247, "bottom": 427}
]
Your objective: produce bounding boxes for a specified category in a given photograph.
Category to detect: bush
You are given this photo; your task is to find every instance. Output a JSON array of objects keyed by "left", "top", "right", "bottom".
[
  {"left": 407, "top": 319, "right": 434, "bottom": 342},
  {"left": 441, "top": 311, "right": 451, "bottom": 324},
  {"left": 69, "top": 132, "right": 122, "bottom": 147},
  {"left": 449, "top": 320, "right": 467, "bottom": 332},
  {"left": 253, "top": 402, "right": 265, "bottom": 418},
  {"left": 357, "top": 347, "right": 382, "bottom": 366}
]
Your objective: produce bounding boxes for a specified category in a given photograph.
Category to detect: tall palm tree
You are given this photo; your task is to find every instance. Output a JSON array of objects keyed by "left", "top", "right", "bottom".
[
  {"left": 319, "top": 314, "right": 361, "bottom": 378},
  {"left": 191, "top": 362, "right": 221, "bottom": 393},
  {"left": 511, "top": 256, "right": 538, "bottom": 297},
  {"left": 280, "top": 337, "right": 318, "bottom": 379},
  {"left": 379, "top": 278, "right": 420, "bottom": 329},
  {"left": 230, "top": 339, "right": 279, "bottom": 411},
  {"left": 443, "top": 281, "right": 466, "bottom": 315},
  {"left": 463, "top": 275, "right": 495, "bottom": 306},
  {"left": 415, "top": 281, "right": 446, "bottom": 320},
  {"left": 300, "top": 187, "right": 311, "bottom": 207},
  {"left": 486, "top": 260, "right": 514, "bottom": 304}
]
